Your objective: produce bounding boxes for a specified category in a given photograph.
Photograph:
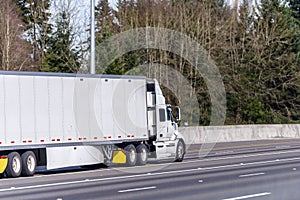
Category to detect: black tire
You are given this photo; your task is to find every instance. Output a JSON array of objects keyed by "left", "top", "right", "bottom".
[
  {"left": 136, "top": 144, "right": 148, "bottom": 166},
  {"left": 21, "top": 151, "right": 37, "bottom": 176},
  {"left": 124, "top": 144, "right": 137, "bottom": 166},
  {"left": 175, "top": 140, "right": 185, "bottom": 162},
  {"left": 5, "top": 152, "right": 22, "bottom": 178}
]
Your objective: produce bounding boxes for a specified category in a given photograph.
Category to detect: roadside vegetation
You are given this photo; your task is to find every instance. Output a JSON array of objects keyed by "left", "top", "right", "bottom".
[{"left": 0, "top": 0, "right": 299, "bottom": 125}]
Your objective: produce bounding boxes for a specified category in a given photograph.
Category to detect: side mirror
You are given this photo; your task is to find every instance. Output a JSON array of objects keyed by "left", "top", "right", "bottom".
[{"left": 175, "top": 106, "right": 181, "bottom": 122}]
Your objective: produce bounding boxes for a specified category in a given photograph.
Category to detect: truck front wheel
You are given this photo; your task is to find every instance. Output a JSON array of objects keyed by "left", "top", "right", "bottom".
[
  {"left": 6, "top": 152, "right": 22, "bottom": 178},
  {"left": 175, "top": 140, "right": 185, "bottom": 162},
  {"left": 21, "top": 151, "right": 37, "bottom": 176}
]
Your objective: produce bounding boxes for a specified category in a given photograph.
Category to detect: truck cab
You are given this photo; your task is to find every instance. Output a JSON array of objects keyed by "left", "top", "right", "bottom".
[{"left": 146, "top": 79, "right": 185, "bottom": 161}]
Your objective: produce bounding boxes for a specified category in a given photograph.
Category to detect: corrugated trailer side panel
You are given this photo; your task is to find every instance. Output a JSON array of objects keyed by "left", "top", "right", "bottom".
[
  {"left": 73, "top": 77, "right": 103, "bottom": 141},
  {"left": 20, "top": 76, "right": 36, "bottom": 143},
  {"left": 35, "top": 76, "right": 51, "bottom": 143},
  {"left": 61, "top": 77, "right": 77, "bottom": 141},
  {"left": 100, "top": 78, "right": 114, "bottom": 139},
  {"left": 87, "top": 78, "right": 102, "bottom": 141},
  {"left": 0, "top": 74, "right": 148, "bottom": 148},
  {"left": 2, "top": 75, "right": 22, "bottom": 144},
  {"left": 48, "top": 77, "right": 64, "bottom": 142},
  {"left": 99, "top": 78, "right": 148, "bottom": 140},
  {"left": 126, "top": 79, "right": 138, "bottom": 137},
  {"left": 0, "top": 76, "right": 8, "bottom": 144},
  {"left": 0, "top": 75, "right": 5, "bottom": 144},
  {"left": 112, "top": 79, "right": 128, "bottom": 139},
  {"left": 73, "top": 77, "right": 90, "bottom": 141},
  {"left": 134, "top": 79, "right": 149, "bottom": 137}
]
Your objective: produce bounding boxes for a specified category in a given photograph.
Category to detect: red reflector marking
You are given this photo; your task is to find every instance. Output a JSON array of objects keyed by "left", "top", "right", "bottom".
[
  {"left": 118, "top": 136, "right": 122, "bottom": 138},
  {"left": 108, "top": 136, "right": 112, "bottom": 139},
  {"left": 23, "top": 141, "right": 27, "bottom": 143},
  {"left": 28, "top": 140, "right": 32, "bottom": 143},
  {"left": 40, "top": 140, "right": 45, "bottom": 142},
  {"left": 143, "top": 134, "right": 147, "bottom": 137},
  {"left": 104, "top": 137, "right": 107, "bottom": 139},
  {"left": 127, "top": 135, "right": 131, "bottom": 138},
  {"left": 131, "top": 135, "right": 135, "bottom": 138},
  {"left": 52, "top": 139, "right": 55, "bottom": 142},
  {"left": 57, "top": 139, "right": 61, "bottom": 142},
  {"left": 11, "top": 141, "right": 15, "bottom": 144},
  {"left": 0, "top": 155, "right": 7, "bottom": 159},
  {"left": 0, "top": 142, "right": 2, "bottom": 144},
  {"left": 94, "top": 137, "right": 98, "bottom": 140},
  {"left": 83, "top": 138, "right": 87, "bottom": 140},
  {"left": 79, "top": 138, "right": 82, "bottom": 141},
  {"left": 68, "top": 138, "right": 72, "bottom": 141}
]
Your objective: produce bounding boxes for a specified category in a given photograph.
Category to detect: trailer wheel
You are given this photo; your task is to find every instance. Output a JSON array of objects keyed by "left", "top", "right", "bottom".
[
  {"left": 175, "top": 140, "right": 185, "bottom": 162},
  {"left": 136, "top": 144, "right": 148, "bottom": 166},
  {"left": 124, "top": 144, "right": 137, "bottom": 166},
  {"left": 21, "top": 151, "right": 37, "bottom": 176},
  {"left": 6, "top": 152, "right": 22, "bottom": 178}
]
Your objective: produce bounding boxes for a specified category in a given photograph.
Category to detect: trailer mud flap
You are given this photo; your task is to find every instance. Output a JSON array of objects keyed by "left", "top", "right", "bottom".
[
  {"left": 112, "top": 150, "right": 126, "bottom": 164},
  {"left": 0, "top": 156, "right": 8, "bottom": 173}
]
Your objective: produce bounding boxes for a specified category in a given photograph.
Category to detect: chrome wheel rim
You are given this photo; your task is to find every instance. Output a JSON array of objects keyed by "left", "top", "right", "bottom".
[
  {"left": 177, "top": 143, "right": 184, "bottom": 159},
  {"left": 12, "top": 156, "right": 21, "bottom": 173},
  {"left": 129, "top": 149, "right": 136, "bottom": 163},
  {"left": 27, "top": 155, "right": 36, "bottom": 172}
]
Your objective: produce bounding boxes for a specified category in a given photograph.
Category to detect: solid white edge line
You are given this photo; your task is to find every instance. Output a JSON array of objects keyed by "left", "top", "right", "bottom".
[
  {"left": 5, "top": 149, "right": 300, "bottom": 182},
  {"left": 1, "top": 157, "right": 300, "bottom": 193},
  {"left": 223, "top": 192, "right": 271, "bottom": 200},
  {"left": 239, "top": 172, "right": 265, "bottom": 178},
  {"left": 118, "top": 186, "right": 157, "bottom": 193}
]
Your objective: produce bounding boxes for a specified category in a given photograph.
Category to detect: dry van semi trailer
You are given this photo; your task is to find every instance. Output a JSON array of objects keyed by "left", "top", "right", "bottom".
[{"left": 0, "top": 71, "right": 185, "bottom": 178}]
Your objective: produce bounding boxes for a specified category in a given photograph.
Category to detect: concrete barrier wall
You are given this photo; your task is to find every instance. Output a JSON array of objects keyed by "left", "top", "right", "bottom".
[{"left": 180, "top": 124, "right": 300, "bottom": 144}]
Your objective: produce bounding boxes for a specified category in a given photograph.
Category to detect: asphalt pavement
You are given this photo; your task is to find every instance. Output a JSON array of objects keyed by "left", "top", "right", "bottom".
[{"left": 1, "top": 139, "right": 300, "bottom": 200}]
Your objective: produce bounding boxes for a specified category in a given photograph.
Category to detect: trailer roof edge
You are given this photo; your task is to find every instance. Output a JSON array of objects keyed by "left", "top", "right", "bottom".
[{"left": 0, "top": 70, "right": 146, "bottom": 80}]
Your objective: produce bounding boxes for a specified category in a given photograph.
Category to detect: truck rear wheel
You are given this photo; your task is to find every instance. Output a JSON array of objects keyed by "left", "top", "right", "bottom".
[
  {"left": 124, "top": 144, "right": 137, "bottom": 166},
  {"left": 175, "top": 140, "right": 185, "bottom": 162},
  {"left": 6, "top": 152, "right": 22, "bottom": 178},
  {"left": 21, "top": 151, "right": 37, "bottom": 176},
  {"left": 136, "top": 144, "right": 148, "bottom": 166}
]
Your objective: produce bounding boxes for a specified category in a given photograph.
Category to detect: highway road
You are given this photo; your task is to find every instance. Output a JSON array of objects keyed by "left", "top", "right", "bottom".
[{"left": 1, "top": 139, "right": 300, "bottom": 200}]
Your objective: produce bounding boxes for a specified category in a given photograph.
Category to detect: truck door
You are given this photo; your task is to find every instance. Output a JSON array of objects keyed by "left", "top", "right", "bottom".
[
  {"left": 155, "top": 105, "right": 177, "bottom": 159},
  {"left": 156, "top": 106, "right": 176, "bottom": 141},
  {"left": 166, "top": 106, "right": 176, "bottom": 138}
]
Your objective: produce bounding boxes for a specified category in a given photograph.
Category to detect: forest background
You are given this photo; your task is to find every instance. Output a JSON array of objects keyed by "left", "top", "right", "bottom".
[{"left": 0, "top": 0, "right": 299, "bottom": 125}]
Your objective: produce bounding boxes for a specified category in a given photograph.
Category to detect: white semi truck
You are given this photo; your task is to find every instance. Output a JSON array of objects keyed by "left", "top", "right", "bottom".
[{"left": 0, "top": 71, "right": 185, "bottom": 178}]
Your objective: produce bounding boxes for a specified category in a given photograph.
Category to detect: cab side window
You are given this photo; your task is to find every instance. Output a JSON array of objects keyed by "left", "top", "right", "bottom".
[{"left": 159, "top": 109, "right": 166, "bottom": 122}]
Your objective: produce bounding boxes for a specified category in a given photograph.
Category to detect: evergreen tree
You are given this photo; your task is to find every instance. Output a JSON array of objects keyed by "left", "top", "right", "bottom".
[
  {"left": 15, "top": 0, "right": 52, "bottom": 69},
  {"left": 92, "top": 0, "right": 300, "bottom": 124},
  {"left": 248, "top": 0, "right": 300, "bottom": 123},
  {"left": 289, "top": 0, "right": 300, "bottom": 61},
  {"left": 95, "top": 0, "right": 119, "bottom": 43},
  {"left": 289, "top": 0, "right": 300, "bottom": 19},
  {"left": 94, "top": 0, "right": 124, "bottom": 74},
  {"left": 41, "top": 10, "right": 80, "bottom": 73}
]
